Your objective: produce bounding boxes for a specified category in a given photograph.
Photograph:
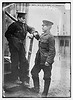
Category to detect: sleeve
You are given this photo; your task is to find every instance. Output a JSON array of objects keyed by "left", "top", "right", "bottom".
[
  {"left": 46, "top": 37, "right": 56, "bottom": 64},
  {"left": 27, "top": 25, "right": 34, "bottom": 34},
  {"left": 5, "top": 23, "right": 16, "bottom": 42},
  {"left": 27, "top": 25, "right": 40, "bottom": 40}
]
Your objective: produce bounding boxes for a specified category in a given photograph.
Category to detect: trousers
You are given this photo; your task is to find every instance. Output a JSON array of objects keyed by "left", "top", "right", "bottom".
[
  {"left": 9, "top": 43, "right": 29, "bottom": 82},
  {"left": 31, "top": 64, "right": 52, "bottom": 80},
  {"left": 31, "top": 50, "right": 52, "bottom": 80}
]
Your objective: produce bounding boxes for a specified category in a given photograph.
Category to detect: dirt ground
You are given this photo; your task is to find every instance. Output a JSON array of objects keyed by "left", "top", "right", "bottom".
[{"left": 3, "top": 55, "right": 71, "bottom": 98}]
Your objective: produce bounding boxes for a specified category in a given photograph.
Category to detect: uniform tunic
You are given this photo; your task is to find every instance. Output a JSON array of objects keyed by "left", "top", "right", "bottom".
[
  {"left": 31, "top": 31, "right": 56, "bottom": 80},
  {"left": 39, "top": 31, "right": 55, "bottom": 64}
]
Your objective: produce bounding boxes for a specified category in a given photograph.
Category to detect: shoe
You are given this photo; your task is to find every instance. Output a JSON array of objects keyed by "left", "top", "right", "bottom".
[
  {"left": 24, "top": 81, "right": 30, "bottom": 87},
  {"left": 41, "top": 80, "right": 50, "bottom": 98},
  {"left": 41, "top": 92, "right": 47, "bottom": 98},
  {"left": 20, "top": 81, "right": 30, "bottom": 88},
  {"left": 31, "top": 77, "right": 39, "bottom": 93},
  {"left": 14, "top": 80, "right": 22, "bottom": 84},
  {"left": 29, "top": 87, "right": 39, "bottom": 93},
  {"left": 20, "top": 83, "right": 31, "bottom": 92}
]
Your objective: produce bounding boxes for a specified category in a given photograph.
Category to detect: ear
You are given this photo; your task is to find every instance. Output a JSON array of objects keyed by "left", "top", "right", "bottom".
[{"left": 48, "top": 26, "right": 52, "bottom": 29}]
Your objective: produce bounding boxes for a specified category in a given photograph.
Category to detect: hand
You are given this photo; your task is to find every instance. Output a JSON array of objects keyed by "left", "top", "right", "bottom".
[
  {"left": 33, "top": 31, "right": 39, "bottom": 36},
  {"left": 45, "top": 62, "right": 50, "bottom": 66},
  {"left": 28, "top": 34, "right": 34, "bottom": 39}
]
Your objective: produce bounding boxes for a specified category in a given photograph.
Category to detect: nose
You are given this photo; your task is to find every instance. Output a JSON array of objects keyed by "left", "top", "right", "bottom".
[
  {"left": 23, "top": 19, "right": 25, "bottom": 21},
  {"left": 23, "top": 19, "right": 25, "bottom": 23}
]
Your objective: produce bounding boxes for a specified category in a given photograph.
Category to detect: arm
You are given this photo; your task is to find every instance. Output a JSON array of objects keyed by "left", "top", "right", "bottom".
[
  {"left": 27, "top": 25, "right": 40, "bottom": 40},
  {"left": 46, "top": 37, "right": 56, "bottom": 64},
  {"left": 5, "top": 22, "right": 15, "bottom": 42},
  {"left": 27, "top": 25, "right": 34, "bottom": 34}
]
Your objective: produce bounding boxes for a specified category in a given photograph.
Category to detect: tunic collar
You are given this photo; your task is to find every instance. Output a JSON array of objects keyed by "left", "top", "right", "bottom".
[{"left": 41, "top": 30, "right": 50, "bottom": 37}]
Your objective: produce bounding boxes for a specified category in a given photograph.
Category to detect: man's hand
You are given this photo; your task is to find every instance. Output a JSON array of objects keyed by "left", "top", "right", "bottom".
[
  {"left": 33, "top": 31, "right": 39, "bottom": 36},
  {"left": 45, "top": 62, "right": 50, "bottom": 66},
  {"left": 27, "top": 33, "right": 34, "bottom": 39}
]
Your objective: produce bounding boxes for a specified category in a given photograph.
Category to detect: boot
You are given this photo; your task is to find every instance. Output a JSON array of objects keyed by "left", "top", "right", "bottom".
[
  {"left": 30, "top": 77, "right": 39, "bottom": 93},
  {"left": 41, "top": 80, "right": 51, "bottom": 97}
]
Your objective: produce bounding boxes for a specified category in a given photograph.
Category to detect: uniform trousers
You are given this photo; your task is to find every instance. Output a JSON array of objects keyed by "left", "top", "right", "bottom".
[
  {"left": 31, "top": 50, "right": 52, "bottom": 81},
  {"left": 31, "top": 63, "right": 52, "bottom": 80}
]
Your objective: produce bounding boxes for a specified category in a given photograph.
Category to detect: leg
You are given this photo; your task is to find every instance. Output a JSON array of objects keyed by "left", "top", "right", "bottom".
[
  {"left": 19, "top": 59, "right": 29, "bottom": 83},
  {"left": 31, "top": 65, "right": 41, "bottom": 93},
  {"left": 30, "top": 50, "right": 41, "bottom": 93},
  {"left": 9, "top": 45, "right": 19, "bottom": 82},
  {"left": 19, "top": 45, "right": 29, "bottom": 83},
  {"left": 42, "top": 64, "right": 52, "bottom": 97}
]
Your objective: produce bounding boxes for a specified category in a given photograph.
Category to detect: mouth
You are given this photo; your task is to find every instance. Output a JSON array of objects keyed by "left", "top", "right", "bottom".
[{"left": 22, "top": 21, "right": 25, "bottom": 23}]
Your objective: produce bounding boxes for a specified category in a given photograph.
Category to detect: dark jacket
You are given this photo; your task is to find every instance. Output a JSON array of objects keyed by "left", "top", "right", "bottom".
[
  {"left": 36, "top": 31, "right": 56, "bottom": 64},
  {"left": 5, "top": 21, "right": 34, "bottom": 50}
]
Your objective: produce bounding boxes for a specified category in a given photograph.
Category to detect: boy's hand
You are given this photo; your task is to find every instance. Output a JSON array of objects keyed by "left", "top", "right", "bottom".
[
  {"left": 45, "top": 62, "right": 50, "bottom": 66},
  {"left": 33, "top": 31, "right": 40, "bottom": 40}
]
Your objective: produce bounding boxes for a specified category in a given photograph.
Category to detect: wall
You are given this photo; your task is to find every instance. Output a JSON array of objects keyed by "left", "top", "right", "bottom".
[{"left": 26, "top": 4, "right": 71, "bottom": 71}]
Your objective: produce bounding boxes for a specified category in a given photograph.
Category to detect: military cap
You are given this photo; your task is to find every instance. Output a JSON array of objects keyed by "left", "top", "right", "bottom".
[
  {"left": 17, "top": 12, "right": 26, "bottom": 18},
  {"left": 43, "top": 20, "right": 53, "bottom": 26}
]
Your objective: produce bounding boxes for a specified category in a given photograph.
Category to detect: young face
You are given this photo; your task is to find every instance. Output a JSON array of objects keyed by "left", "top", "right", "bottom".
[{"left": 42, "top": 24, "right": 52, "bottom": 32}]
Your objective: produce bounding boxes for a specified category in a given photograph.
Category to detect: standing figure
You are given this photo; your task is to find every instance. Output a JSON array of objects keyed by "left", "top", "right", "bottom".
[
  {"left": 31, "top": 20, "right": 56, "bottom": 97},
  {"left": 5, "top": 12, "right": 35, "bottom": 85}
]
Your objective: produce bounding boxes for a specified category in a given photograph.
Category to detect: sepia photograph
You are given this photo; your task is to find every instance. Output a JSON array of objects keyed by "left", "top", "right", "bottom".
[{"left": 2, "top": 2, "right": 71, "bottom": 98}]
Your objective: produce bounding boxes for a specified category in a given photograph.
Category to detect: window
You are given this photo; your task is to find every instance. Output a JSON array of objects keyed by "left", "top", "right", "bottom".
[
  {"left": 65, "top": 40, "right": 69, "bottom": 46},
  {"left": 60, "top": 40, "right": 64, "bottom": 46}
]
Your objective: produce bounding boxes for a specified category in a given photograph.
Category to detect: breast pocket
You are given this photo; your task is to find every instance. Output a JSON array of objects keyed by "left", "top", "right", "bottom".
[{"left": 40, "top": 41, "right": 49, "bottom": 50}]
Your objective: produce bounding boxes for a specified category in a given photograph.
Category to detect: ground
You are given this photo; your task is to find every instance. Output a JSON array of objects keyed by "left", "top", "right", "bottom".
[{"left": 3, "top": 54, "right": 71, "bottom": 98}]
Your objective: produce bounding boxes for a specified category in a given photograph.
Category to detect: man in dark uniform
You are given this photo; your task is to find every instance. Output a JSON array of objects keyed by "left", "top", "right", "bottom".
[
  {"left": 31, "top": 20, "right": 56, "bottom": 97},
  {"left": 5, "top": 12, "right": 35, "bottom": 85}
]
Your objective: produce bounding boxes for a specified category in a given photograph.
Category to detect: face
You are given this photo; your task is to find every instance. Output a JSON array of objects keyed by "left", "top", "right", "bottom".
[
  {"left": 42, "top": 24, "right": 52, "bottom": 32},
  {"left": 18, "top": 16, "right": 26, "bottom": 23}
]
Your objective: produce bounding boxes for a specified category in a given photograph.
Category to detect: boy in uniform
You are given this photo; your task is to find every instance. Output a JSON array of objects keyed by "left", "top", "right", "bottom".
[{"left": 31, "top": 20, "right": 56, "bottom": 97}]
